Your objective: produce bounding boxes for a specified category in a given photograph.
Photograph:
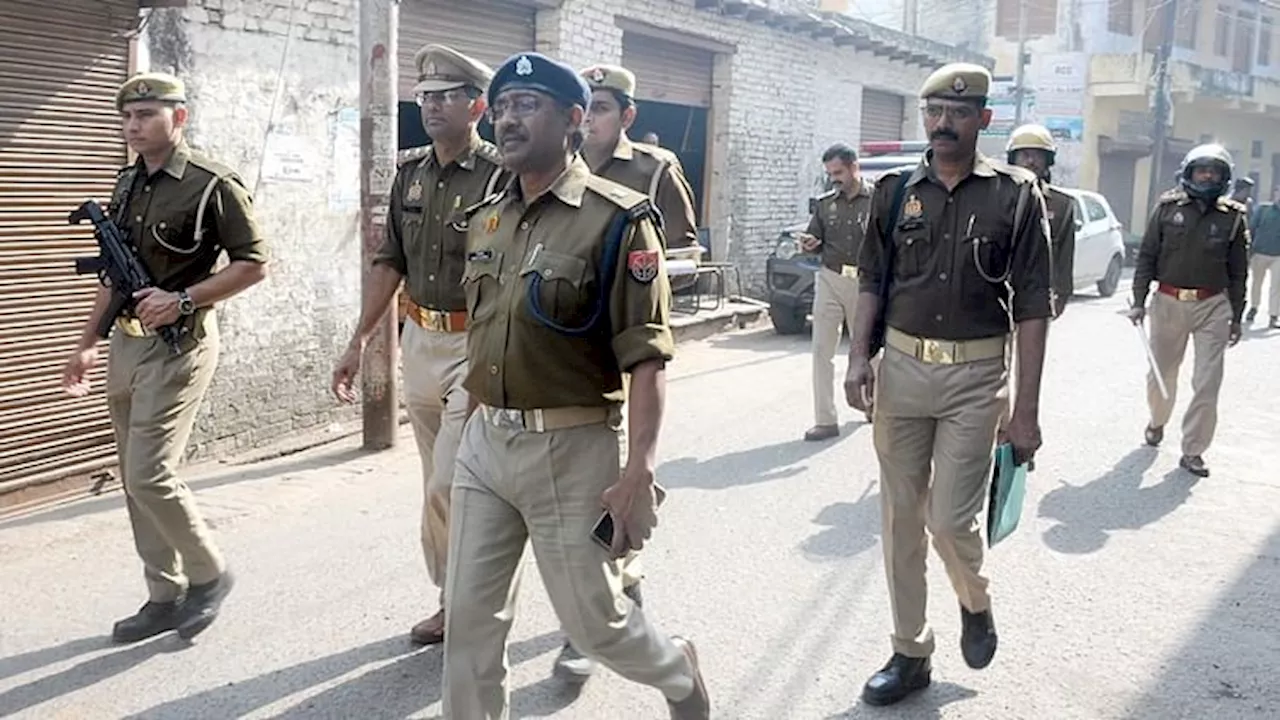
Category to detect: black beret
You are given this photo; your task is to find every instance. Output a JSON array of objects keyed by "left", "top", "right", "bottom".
[{"left": 488, "top": 52, "right": 591, "bottom": 110}]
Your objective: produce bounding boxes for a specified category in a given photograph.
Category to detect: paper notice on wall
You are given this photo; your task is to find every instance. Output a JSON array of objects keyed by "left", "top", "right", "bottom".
[
  {"left": 261, "top": 128, "right": 313, "bottom": 183},
  {"left": 329, "top": 107, "right": 360, "bottom": 213}
]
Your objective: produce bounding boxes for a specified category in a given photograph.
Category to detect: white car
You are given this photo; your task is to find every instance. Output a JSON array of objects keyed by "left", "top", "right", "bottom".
[{"left": 1059, "top": 187, "right": 1126, "bottom": 298}]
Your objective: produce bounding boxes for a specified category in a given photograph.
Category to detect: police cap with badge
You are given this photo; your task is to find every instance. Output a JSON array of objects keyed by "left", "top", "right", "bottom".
[
  {"left": 116, "top": 72, "right": 187, "bottom": 111},
  {"left": 488, "top": 52, "right": 591, "bottom": 110},
  {"left": 412, "top": 44, "right": 494, "bottom": 95},
  {"left": 918, "top": 62, "right": 992, "bottom": 103},
  {"left": 579, "top": 64, "right": 637, "bottom": 101}
]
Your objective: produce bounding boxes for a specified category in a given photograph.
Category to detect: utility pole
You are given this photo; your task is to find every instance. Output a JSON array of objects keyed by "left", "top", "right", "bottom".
[
  {"left": 359, "top": 0, "right": 399, "bottom": 450},
  {"left": 1147, "top": 0, "right": 1179, "bottom": 206},
  {"left": 1013, "top": 0, "right": 1029, "bottom": 125},
  {"left": 903, "top": 0, "right": 919, "bottom": 34}
]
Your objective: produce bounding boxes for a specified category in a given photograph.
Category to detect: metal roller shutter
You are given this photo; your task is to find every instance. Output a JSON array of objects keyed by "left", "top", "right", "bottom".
[
  {"left": 398, "top": 0, "right": 537, "bottom": 99},
  {"left": 0, "top": 0, "right": 136, "bottom": 498},
  {"left": 621, "top": 33, "right": 714, "bottom": 108},
  {"left": 860, "top": 89, "right": 906, "bottom": 142}
]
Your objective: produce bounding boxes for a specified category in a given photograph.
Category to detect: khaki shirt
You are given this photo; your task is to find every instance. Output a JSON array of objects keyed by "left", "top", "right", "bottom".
[
  {"left": 462, "top": 156, "right": 675, "bottom": 409},
  {"left": 588, "top": 136, "right": 699, "bottom": 250},
  {"left": 806, "top": 181, "right": 872, "bottom": 273},
  {"left": 1042, "top": 183, "right": 1076, "bottom": 316},
  {"left": 374, "top": 134, "right": 508, "bottom": 312},
  {"left": 857, "top": 153, "right": 1054, "bottom": 341},
  {"left": 108, "top": 142, "right": 267, "bottom": 294},
  {"left": 1134, "top": 188, "right": 1250, "bottom": 322}
]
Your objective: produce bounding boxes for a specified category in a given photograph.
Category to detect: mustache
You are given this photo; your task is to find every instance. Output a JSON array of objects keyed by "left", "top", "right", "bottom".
[{"left": 930, "top": 129, "right": 959, "bottom": 141}]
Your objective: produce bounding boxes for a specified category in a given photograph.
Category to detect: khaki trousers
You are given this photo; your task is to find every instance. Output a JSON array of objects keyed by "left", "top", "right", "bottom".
[
  {"left": 1147, "top": 292, "right": 1232, "bottom": 457},
  {"left": 1249, "top": 253, "right": 1280, "bottom": 317},
  {"left": 872, "top": 344, "right": 1008, "bottom": 658},
  {"left": 443, "top": 412, "right": 695, "bottom": 720},
  {"left": 105, "top": 312, "right": 225, "bottom": 603},
  {"left": 401, "top": 321, "right": 470, "bottom": 607},
  {"left": 614, "top": 373, "right": 643, "bottom": 589},
  {"left": 812, "top": 267, "right": 860, "bottom": 426}
]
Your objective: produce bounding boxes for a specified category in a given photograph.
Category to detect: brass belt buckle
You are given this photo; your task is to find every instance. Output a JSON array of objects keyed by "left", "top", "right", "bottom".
[
  {"left": 840, "top": 264, "right": 858, "bottom": 279},
  {"left": 488, "top": 407, "right": 525, "bottom": 431},
  {"left": 920, "top": 339, "right": 954, "bottom": 364},
  {"left": 1176, "top": 288, "right": 1198, "bottom": 301}
]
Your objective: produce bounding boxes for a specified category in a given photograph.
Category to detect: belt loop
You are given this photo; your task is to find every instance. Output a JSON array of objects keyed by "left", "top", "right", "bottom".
[{"left": 531, "top": 409, "right": 545, "bottom": 433}]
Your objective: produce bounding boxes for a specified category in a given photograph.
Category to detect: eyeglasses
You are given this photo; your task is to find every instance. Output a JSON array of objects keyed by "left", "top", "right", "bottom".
[
  {"left": 486, "top": 94, "right": 544, "bottom": 123},
  {"left": 922, "top": 104, "right": 978, "bottom": 121},
  {"left": 415, "top": 89, "right": 476, "bottom": 107}
]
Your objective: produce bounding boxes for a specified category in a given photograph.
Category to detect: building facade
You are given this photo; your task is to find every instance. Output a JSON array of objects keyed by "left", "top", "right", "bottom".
[{"left": 0, "top": 0, "right": 987, "bottom": 505}]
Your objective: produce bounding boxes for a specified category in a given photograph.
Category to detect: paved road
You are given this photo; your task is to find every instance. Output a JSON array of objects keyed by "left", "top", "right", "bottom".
[{"left": 2, "top": 287, "right": 1279, "bottom": 720}]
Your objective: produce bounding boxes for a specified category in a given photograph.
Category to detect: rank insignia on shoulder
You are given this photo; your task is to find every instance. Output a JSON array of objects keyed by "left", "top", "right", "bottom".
[
  {"left": 627, "top": 249, "right": 660, "bottom": 284},
  {"left": 406, "top": 181, "right": 423, "bottom": 203},
  {"left": 1172, "top": 210, "right": 1184, "bottom": 226}
]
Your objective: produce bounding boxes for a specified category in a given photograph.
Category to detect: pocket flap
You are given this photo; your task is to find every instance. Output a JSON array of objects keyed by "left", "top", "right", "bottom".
[
  {"left": 520, "top": 248, "right": 587, "bottom": 287},
  {"left": 464, "top": 250, "right": 502, "bottom": 281}
]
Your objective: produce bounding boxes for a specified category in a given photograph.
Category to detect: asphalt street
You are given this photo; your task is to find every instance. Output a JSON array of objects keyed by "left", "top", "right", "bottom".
[{"left": 2, "top": 282, "right": 1279, "bottom": 720}]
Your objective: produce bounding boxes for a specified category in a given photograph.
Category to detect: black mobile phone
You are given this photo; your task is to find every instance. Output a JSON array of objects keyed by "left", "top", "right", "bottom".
[{"left": 590, "top": 485, "right": 667, "bottom": 551}]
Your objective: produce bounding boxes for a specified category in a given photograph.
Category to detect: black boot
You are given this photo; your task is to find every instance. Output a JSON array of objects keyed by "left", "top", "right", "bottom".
[
  {"left": 960, "top": 606, "right": 998, "bottom": 669},
  {"left": 176, "top": 570, "right": 235, "bottom": 640},
  {"left": 112, "top": 601, "right": 181, "bottom": 643},
  {"left": 861, "top": 653, "right": 932, "bottom": 706}
]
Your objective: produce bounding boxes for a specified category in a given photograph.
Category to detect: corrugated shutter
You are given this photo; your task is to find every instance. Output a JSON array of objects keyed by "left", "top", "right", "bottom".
[
  {"left": 621, "top": 33, "right": 714, "bottom": 108},
  {"left": 860, "top": 88, "right": 906, "bottom": 142},
  {"left": 398, "top": 0, "right": 537, "bottom": 99},
  {"left": 0, "top": 0, "right": 136, "bottom": 496}
]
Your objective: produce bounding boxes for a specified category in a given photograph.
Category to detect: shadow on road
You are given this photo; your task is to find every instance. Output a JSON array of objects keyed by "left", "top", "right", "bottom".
[
  {"left": 1124, "top": 524, "right": 1280, "bottom": 719},
  {"left": 0, "top": 633, "right": 189, "bottom": 717},
  {"left": 705, "top": 328, "right": 808, "bottom": 353},
  {"left": 0, "top": 446, "right": 373, "bottom": 531},
  {"left": 1037, "top": 446, "right": 1198, "bottom": 554},
  {"left": 801, "top": 484, "right": 882, "bottom": 560},
  {"left": 0, "top": 636, "right": 114, "bottom": 682},
  {"left": 823, "top": 681, "right": 979, "bottom": 718},
  {"left": 658, "top": 425, "right": 863, "bottom": 490},
  {"left": 117, "top": 631, "right": 560, "bottom": 720}
]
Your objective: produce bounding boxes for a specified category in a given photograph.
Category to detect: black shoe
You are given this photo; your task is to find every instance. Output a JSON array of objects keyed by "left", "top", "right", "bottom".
[
  {"left": 176, "top": 570, "right": 235, "bottom": 640},
  {"left": 1180, "top": 455, "right": 1210, "bottom": 478},
  {"left": 1270, "top": 316, "right": 1279, "bottom": 330},
  {"left": 861, "top": 653, "right": 932, "bottom": 706},
  {"left": 112, "top": 600, "right": 182, "bottom": 643},
  {"left": 960, "top": 606, "right": 998, "bottom": 669},
  {"left": 1246, "top": 307, "right": 1258, "bottom": 323},
  {"left": 804, "top": 424, "right": 839, "bottom": 442},
  {"left": 1144, "top": 425, "right": 1163, "bottom": 447}
]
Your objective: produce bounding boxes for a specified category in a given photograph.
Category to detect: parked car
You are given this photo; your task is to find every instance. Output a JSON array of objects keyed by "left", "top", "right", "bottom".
[
  {"left": 765, "top": 141, "right": 924, "bottom": 335},
  {"left": 1059, "top": 187, "right": 1127, "bottom": 298}
]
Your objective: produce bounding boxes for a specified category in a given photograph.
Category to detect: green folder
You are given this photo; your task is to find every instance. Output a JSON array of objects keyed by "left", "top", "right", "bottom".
[{"left": 986, "top": 442, "right": 1028, "bottom": 547}]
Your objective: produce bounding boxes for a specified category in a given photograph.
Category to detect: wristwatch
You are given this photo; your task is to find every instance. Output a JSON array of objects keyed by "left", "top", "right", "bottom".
[{"left": 177, "top": 290, "right": 196, "bottom": 316}]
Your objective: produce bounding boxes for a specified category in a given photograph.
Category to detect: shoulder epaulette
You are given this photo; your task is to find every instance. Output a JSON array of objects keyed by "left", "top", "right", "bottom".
[
  {"left": 585, "top": 174, "right": 655, "bottom": 221},
  {"left": 186, "top": 152, "right": 237, "bottom": 180},
  {"left": 474, "top": 141, "right": 503, "bottom": 167},
  {"left": 397, "top": 145, "right": 431, "bottom": 168},
  {"left": 1159, "top": 188, "right": 1187, "bottom": 204},
  {"left": 632, "top": 142, "right": 681, "bottom": 166},
  {"left": 999, "top": 163, "right": 1038, "bottom": 184},
  {"left": 1217, "top": 196, "right": 1247, "bottom": 213}
]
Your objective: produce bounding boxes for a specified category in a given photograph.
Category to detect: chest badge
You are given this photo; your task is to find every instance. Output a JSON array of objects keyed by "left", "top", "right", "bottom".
[
  {"left": 627, "top": 250, "right": 660, "bottom": 284},
  {"left": 904, "top": 195, "right": 923, "bottom": 219},
  {"left": 484, "top": 213, "right": 500, "bottom": 234},
  {"left": 1172, "top": 211, "right": 1184, "bottom": 226},
  {"left": 406, "top": 180, "right": 422, "bottom": 203}
]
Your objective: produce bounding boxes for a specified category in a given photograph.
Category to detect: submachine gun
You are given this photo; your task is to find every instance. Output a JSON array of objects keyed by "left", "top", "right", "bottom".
[{"left": 68, "top": 200, "right": 186, "bottom": 355}]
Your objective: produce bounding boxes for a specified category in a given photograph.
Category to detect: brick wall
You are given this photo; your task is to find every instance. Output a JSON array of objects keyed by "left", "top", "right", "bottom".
[
  {"left": 143, "top": 0, "right": 362, "bottom": 460},
  {"left": 545, "top": 0, "right": 937, "bottom": 295}
]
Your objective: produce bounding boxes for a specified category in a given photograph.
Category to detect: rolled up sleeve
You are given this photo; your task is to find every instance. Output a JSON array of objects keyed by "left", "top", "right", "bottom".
[
  {"left": 610, "top": 214, "right": 675, "bottom": 371},
  {"left": 1010, "top": 182, "right": 1054, "bottom": 322}
]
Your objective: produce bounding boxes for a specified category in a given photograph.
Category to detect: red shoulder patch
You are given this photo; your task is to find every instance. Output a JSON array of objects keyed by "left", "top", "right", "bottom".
[{"left": 627, "top": 250, "right": 659, "bottom": 284}]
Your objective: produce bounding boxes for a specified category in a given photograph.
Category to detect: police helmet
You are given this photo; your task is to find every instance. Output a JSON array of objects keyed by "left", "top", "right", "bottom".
[
  {"left": 1178, "top": 143, "right": 1233, "bottom": 199},
  {"left": 1005, "top": 124, "right": 1057, "bottom": 165}
]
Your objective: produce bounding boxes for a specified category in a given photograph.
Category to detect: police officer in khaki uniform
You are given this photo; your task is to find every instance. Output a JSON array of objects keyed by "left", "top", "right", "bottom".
[
  {"left": 1007, "top": 124, "right": 1076, "bottom": 316},
  {"left": 443, "top": 52, "right": 709, "bottom": 720},
  {"left": 331, "top": 45, "right": 507, "bottom": 646},
  {"left": 579, "top": 63, "right": 699, "bottom": 252},
  {"left": 798, "top": 143, "right": 874, "bottom": 441},
  {"left": 844, "top": 63, "right": 1053, "bottom": 706},
  {"left": 1129, "top": 143, "right": 1249, "bottom": 478},
  {"left": 543, "top": 61, "right": 702, "bottom": 682},
  {"left": 62, "top": 72, "right": 268, "bottom": 643}
]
